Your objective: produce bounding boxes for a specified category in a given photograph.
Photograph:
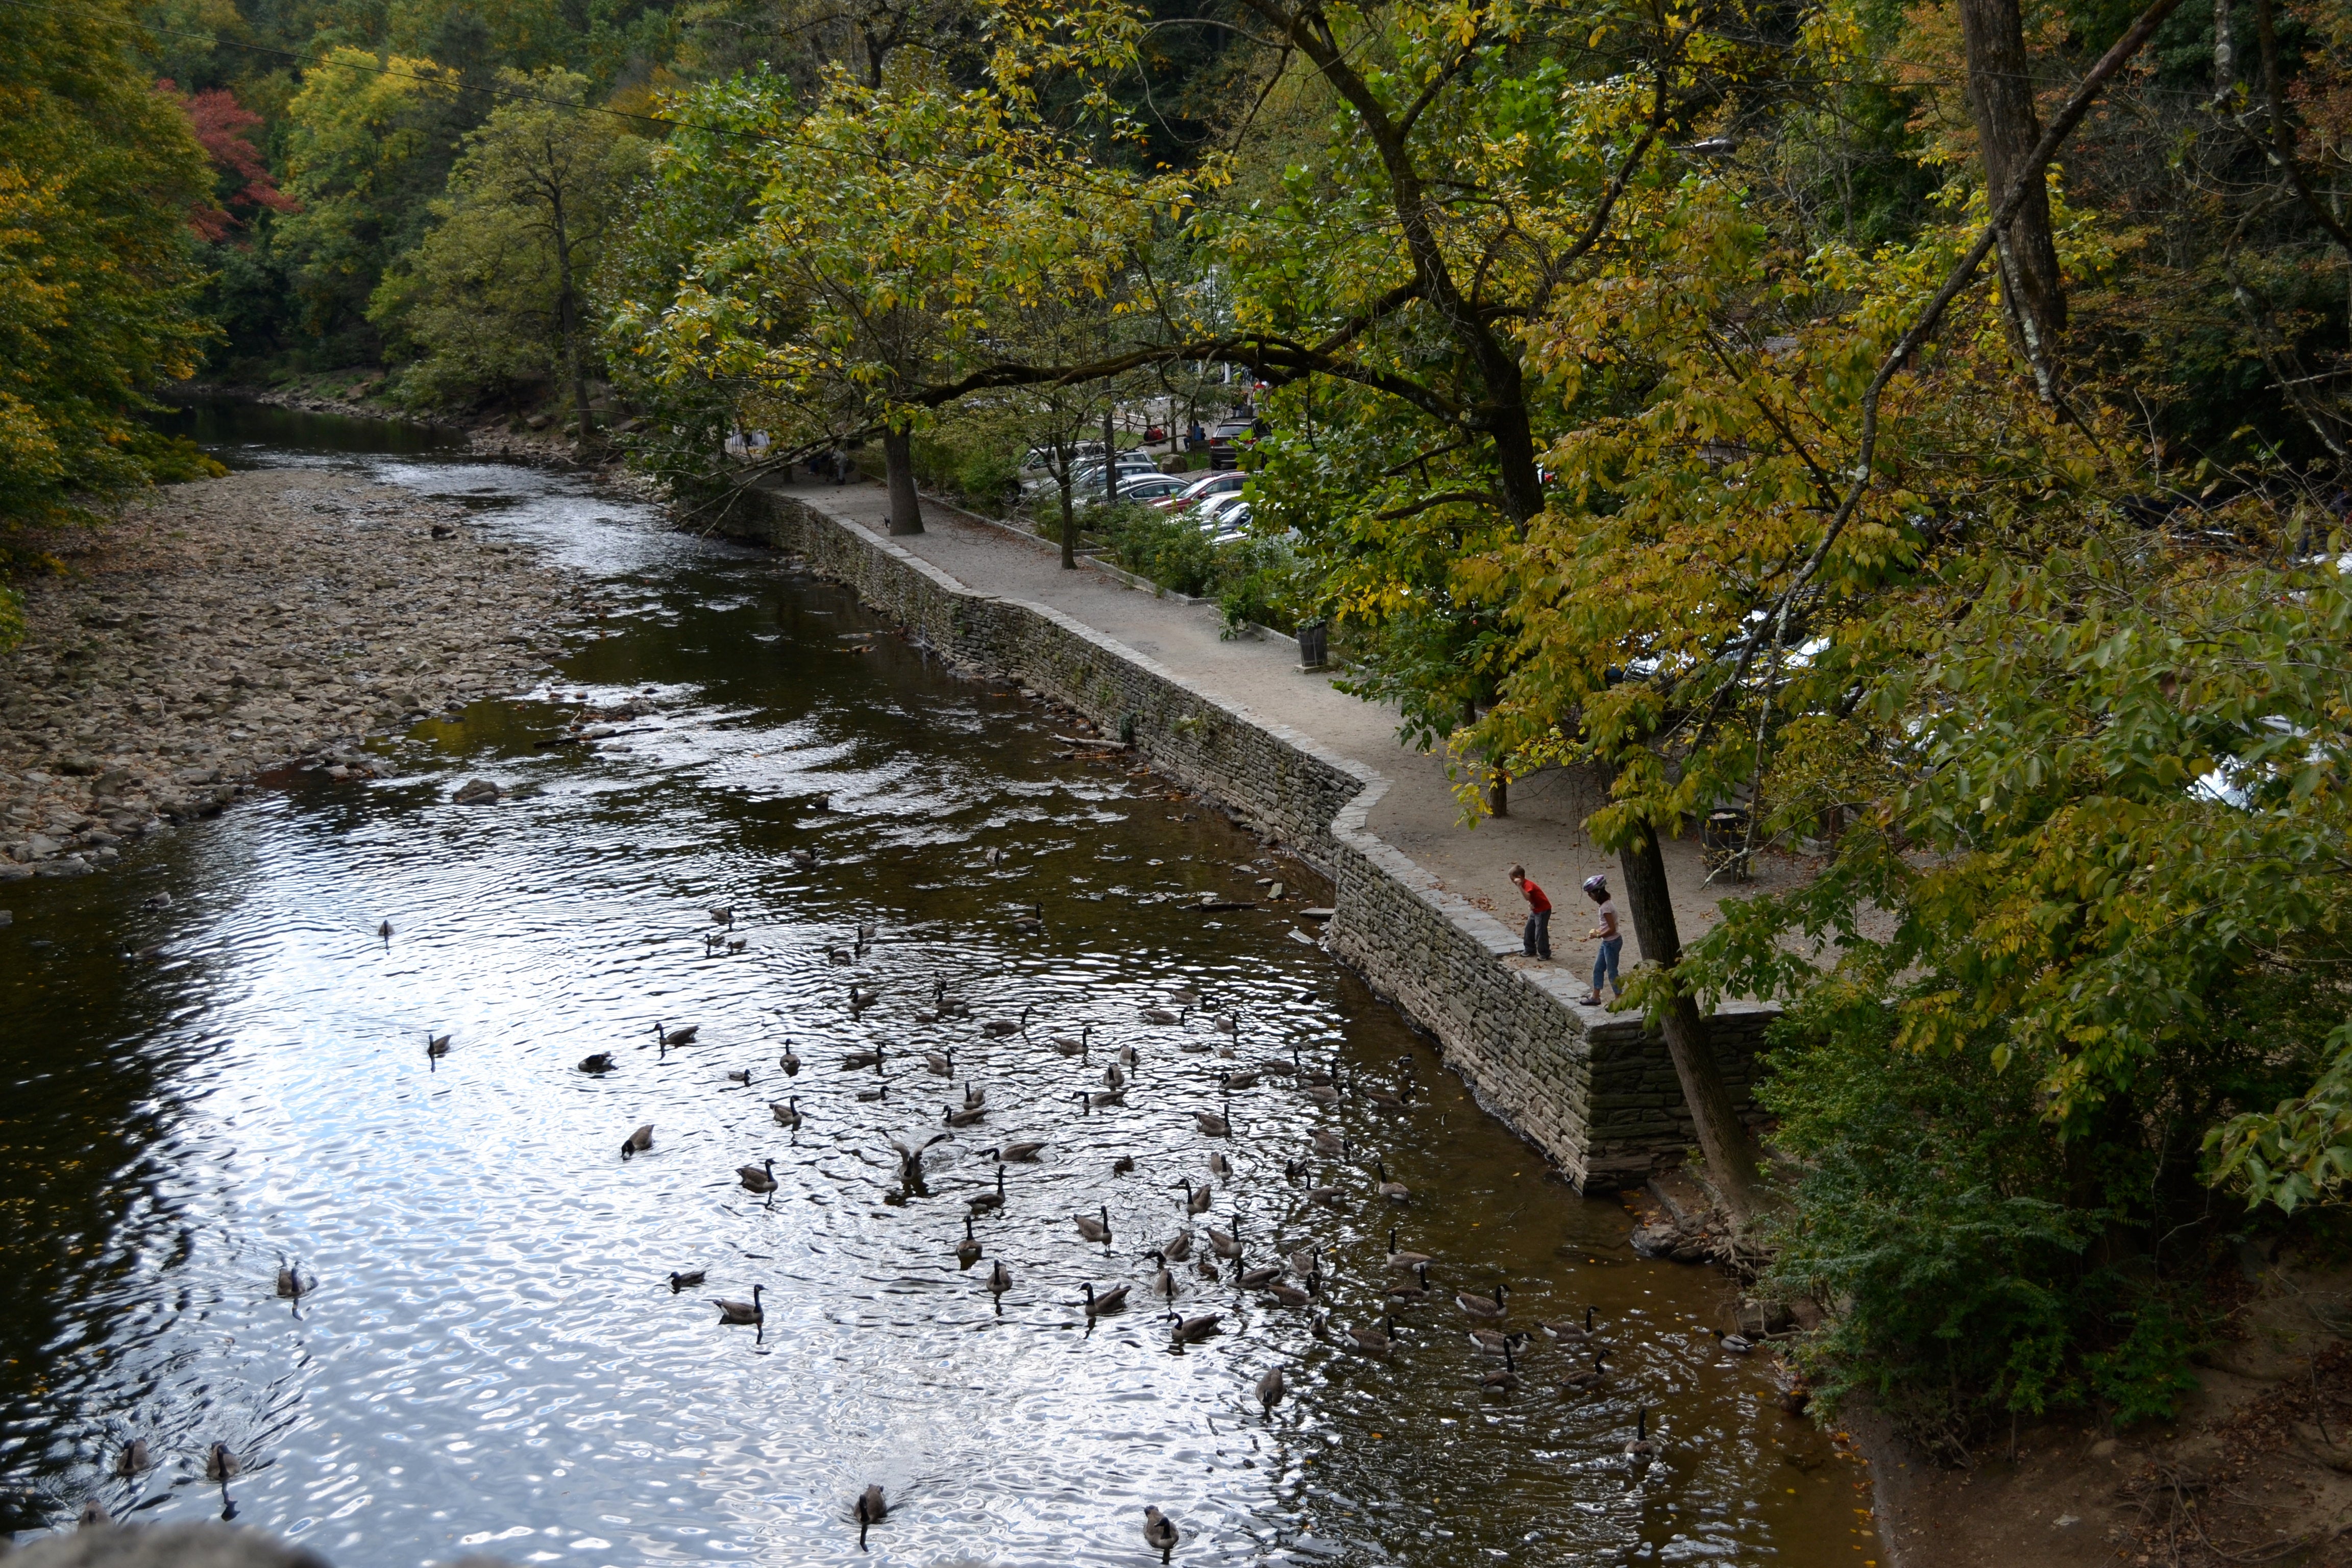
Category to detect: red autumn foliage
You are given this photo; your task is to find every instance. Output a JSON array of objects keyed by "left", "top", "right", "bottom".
[{"left": 157, "top": 80, "right": 298, "bottom": 240}]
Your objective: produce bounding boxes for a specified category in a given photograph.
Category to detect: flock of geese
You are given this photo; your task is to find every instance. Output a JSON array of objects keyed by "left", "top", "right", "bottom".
[{"left": 527, "top": 909, "right": 1728, "bottom": 1559}]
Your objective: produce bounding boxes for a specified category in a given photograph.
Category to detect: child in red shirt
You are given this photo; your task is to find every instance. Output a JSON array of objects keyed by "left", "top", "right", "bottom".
[{"left": 1508, "top": 863, "right": 1552, "bottom": 959}]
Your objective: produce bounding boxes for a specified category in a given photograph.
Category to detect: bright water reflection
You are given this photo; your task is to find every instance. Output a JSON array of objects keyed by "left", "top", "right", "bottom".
[{"left": 0, "top": 422, "right": 1882, "bottom": 1565}]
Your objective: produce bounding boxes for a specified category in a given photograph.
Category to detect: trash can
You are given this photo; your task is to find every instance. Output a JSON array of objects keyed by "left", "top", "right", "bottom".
[
  {"left": 1296, "top": 620, "right": 1329, "bottom": 672},
  {"left": 1702, "top": 807, "right": 1752, "bottom": 881}
]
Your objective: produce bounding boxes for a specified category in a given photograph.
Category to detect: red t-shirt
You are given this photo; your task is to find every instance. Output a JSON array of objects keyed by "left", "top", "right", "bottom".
[{"left": 1520, "top": 878, "right": 1552, "bottom": 913}]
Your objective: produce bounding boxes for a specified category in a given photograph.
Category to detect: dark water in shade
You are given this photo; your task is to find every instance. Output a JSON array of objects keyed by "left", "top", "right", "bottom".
[{"left": 0, "top": 409, "right": 1886, "bottom": 1566}]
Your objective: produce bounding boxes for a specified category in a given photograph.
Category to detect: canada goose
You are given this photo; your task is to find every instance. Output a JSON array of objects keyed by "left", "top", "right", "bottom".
[
  {"left": 275, "top": 1259, "right": 308, "bottom": 1299},
  {"left": 856, "top": 920, "right": 877, "bottom": 946},
  {"left": 655, "top": 1022, "right": 699, "bottom": 1048},
  {"left": 1344, "top": 1316, "right": 1399, "bottom": 1356},
  {"left": 1265, "top": 1280, "right": 1314, "bottom": 1307},
  {"left": 1304, "top": 1082, "right": 1339, "bottom": 1106},
  {"left": 1310, "top": 1312, "right": 1334, "bottom": 1343},
  {"left": 968, "top": 1165, "right": 1007, "bottom": 1214},
  {"left": 1308, "top": 1182, "right": 1343, "bottom": 1208},
  {"left": 709, "top": 1284, "right": 765, "bottom": 1328},
  {"left": 1457, "top": 1283, "right": 1508, "bottom": 1320},
  {"left": 848, "top": 985, "right": 877, "bottom": 1013},
  {"left": 1362, "top": 1082, "right": 1411, "bottom": 1110},
  {"left": 726, "top": 1068, "right": 753, "bottom": 1086},
  {"left": 772, "top": 1097, "right": 803, "bottom": 1129},
  {"left": 1147, "top": 1252, "right": 1177, "bottom": 1295},
  {"left": 622, "top": 1122, "right": 654, "bottom": 1159},
  {"left": 1117, "top": 1040, "right": 1138, "bottom": 1067},
  {"left": 1208, "top": 1152, "right": 1233, "bottom": 1179},
  {"left": 891, "top": 1131, "right": 954, "bottom": 1181},
  {"left": 841, "top": 1046, "right": 886, "bottom": 1070},
  {"left": 1311, "top": 1129, "right": 1345, "bottom": 1156},
  {"left": 426, "top": 1031, "right": 451, "bottom": 1061},
  {"left": 77, "top": 1498, "right": 111, "bottom": 1530},
  {"left": 205, "top": 1441, "right": 241, "bottom": 1484},
  {"left": 1140, "top": 1004, "right": 1188, "bottom": 1026},
  {"left": 923, "top": 1048, "right": 955, "bottom": 1076},
  {"left": 958, "top": 1216, "right": 983, "bottom": 1265},
  {"left": 578, "top": 1052, "right": 616, "bottom": 1073},
  {"left": 1105, "top": 1062, "right": 1126, "bottom": 1092},
  {"left": 114, "top": 1438, "right": 152, "bottom": 1479},
  {"left": 964, "top": 1081, "right": 986, "bottom": 1108},
  {"left": 788, "top": 847, "right": 817, "bottom": 870},
  {"left": 946, "top": 1101, "right": 987, "bottom": 1128},
  {"left": 1624, "top": 1407, "right": 1656, "bottom": 1460},
  {"left": 1075, "top": 1205, "right": 1113, "bottom": 1244},
  {"left": 1376, "top": 1162, "right": 1410, "bottom": 1202},
  {"left": 1167, "top": 1309, "right": 1222, "bottom": 1344},
  {"left": 1049, "top": 1024, "right": 1091, "bottom": 1058},
  {"left": 1238, "top": 1262, "right": 1285, "bottom": 1290},
  {"left": 988, "top": 1140, "right": 1046, "bottom": 1162},
  {"left": 709, "top": 905, "right": 734, "bottom": 927},
  {"left": 1287, "top": 1243, "right": 1321, "bottom": 1279},
  {"left": 1713, "top": 1327, "right": 1757, "bottom": 1354},
  {"left": 1220, "top": 1070, "right": 1259, "bottom": 1092},
  {"left": 738, "top": 1158, "right": 778, "bottom": 1194},
  {"left": 854, "top": 1483, "right": 886, "bottom": 1550},
  {"left": 1083, "top": 1281, "right": 1130, "bottom": 1317},
  {"left": 1386, "top": 1230, "right": 1433, "bottom": 1271},
  {"left": 1470, "top": 1328, "right": 1528, "bottom": 1356},
  {"left": 1179, "top": 1178, "right": 1212, "bottom": 1215},
  {"left": 1481, "top": 1339, "right": 1522, "bottom": 1392},
  {"left": 1541, "top": 1306, "right": 1599, "bottom": 1344},
  {"left": 1207, "top": 1224, "right": 1241, "bottom": 1260},
  {"left": 988, "top": 1258, "right": 1012, "bottom": 1295},
  {"left": 377, "top": 920, "right": 392, "bottom": 945},
  {"left": 856, "top": 1082, "right": 889, "bottom": 1103},
  {"left": 1558, "top": 1351, "right": 1610, "bottom": 1395},
  {"left": 1143, "top": 1504, "right": 1180, "bottom": 1563},
  {"left": 779, "top": 1044, "right": 802, "bottom": 1074},
  {"left": 1195, "top": 1107, "right": 1230, "bottom": 1137},
  {"left": 1012, "top": 903, "right": 1043, "bottom": 933},
  {"left": 1388, "top": 1263, "right": 1434, "bottom": 1304},
  {"left": 1161, "top": 1230, "right": 1193, "bottom": 1262},
  {"left": 1256, "top": 1365, "right": 1285, "bottom": 1418},
  {"left": 669, "top": 1269, "right": 706, "bottom": 1291}
]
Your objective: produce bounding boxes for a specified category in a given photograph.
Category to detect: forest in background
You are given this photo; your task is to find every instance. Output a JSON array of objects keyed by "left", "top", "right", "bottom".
[{"left": 7, "top": 0, "right": 2352, "bottom": 1461}]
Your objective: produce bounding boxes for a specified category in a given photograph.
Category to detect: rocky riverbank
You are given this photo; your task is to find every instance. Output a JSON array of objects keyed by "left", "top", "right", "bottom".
[{"left": 1, "top": 469, "right": 581, "bottom": 884}]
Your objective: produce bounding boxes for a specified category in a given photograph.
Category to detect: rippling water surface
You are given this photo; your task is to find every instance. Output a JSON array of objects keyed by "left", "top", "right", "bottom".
[{"left": 2, "top": 411, "right": 1884, "bottom": 1565}]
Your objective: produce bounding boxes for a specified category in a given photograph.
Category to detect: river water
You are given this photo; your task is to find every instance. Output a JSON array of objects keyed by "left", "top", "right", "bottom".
[{"left": 1, "top": 408, "right": 1883, "bottom": 1565}]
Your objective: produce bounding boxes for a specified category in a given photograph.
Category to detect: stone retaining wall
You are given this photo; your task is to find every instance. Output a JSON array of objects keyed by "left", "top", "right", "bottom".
[{"left": 725, "top": 480, "right": 1776, "bottom": 1191}]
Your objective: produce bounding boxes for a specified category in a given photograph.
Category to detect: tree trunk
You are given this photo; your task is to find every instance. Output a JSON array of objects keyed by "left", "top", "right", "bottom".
[
  {"left": 1615, "top": 827, "right": 1766, "bottom": 1226},
  {"left": 1057, "top": 460, "right": 1076, "bottom": 570},
  {"left": 1956, "top": 0, "right": 2067, "bottom": 398},
  {"left": 550, "top": 194, "right": 593, "bottom": 447},
  {"left": 883, "top": 424, "right": 921, "bottom": 535},
  {"left": 2213, "top": 0, "right": 2234, "bottom": 97}
]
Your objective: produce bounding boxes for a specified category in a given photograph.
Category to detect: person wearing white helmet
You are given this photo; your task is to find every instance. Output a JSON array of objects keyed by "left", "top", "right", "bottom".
[{"left": 1580, "top": 873, "right": 1623, "bottom": 1006}]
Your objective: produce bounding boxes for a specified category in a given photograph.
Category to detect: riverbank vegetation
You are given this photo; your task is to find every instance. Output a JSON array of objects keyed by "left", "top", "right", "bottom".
[{"left": 8, "top": 0, "right": 2352, "bottom": 1462}]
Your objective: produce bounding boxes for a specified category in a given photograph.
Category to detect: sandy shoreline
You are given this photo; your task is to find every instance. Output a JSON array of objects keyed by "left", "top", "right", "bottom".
[{"left": 1, "top": 468, "right": 582, "bottom": 884}]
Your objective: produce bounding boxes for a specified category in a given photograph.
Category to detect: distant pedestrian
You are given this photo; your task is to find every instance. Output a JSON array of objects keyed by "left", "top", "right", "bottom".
[
  {"left": 1508, "top": 863, "right": 1552, "bottom": 960},
  {"left": 1581, "top": 874, "right": 1623, "bottom": 1006}
]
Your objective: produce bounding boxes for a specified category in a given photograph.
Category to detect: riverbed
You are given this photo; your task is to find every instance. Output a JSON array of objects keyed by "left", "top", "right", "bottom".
[{"left": 0, "top": 409, "right": 1885, "bottom": 1566}]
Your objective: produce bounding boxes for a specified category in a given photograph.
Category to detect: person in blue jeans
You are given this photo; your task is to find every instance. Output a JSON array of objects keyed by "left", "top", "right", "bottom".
[{"left": 1581, "top": 873, "right": 1623, "bottom": 1005}]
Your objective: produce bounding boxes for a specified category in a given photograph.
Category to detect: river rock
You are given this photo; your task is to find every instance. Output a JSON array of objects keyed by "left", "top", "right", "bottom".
[
  {"left": 452, "top": 777, "right": 503, "bottom": 804},
  {"left": 5, "top": 1523, "right": 333, "bottom": 1567}
]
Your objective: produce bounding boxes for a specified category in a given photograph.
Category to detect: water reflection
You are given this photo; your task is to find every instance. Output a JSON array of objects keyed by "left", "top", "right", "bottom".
[{"left": 0, "top": 417, "right": 1879, "bottom": 1564}]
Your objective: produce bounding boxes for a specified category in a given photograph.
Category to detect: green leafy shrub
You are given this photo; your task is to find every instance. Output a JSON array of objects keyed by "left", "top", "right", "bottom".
[{"left": 1105, "top": 504, "right": 1217, "bottom": 596}]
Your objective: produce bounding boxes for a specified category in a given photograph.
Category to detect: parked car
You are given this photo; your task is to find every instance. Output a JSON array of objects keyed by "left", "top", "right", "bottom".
[
  {"left": 1192, "top": 492, "right": 1252, "bottom": 532},
  {"left": 1020, "top": 455, "right": 1155, "bottom": 498},
  {"left": 1116, "top": 473, "right": 1192, "bottom": 501},
  {"left": 1206, "top": 502, "right": 1252, "bottom": 544},
  {"left": 1204, "top": 419, "right": 1259, "bottom": 446},
  {"left": 1154, "top": 471, "right": 1247, "bottom": 512}
]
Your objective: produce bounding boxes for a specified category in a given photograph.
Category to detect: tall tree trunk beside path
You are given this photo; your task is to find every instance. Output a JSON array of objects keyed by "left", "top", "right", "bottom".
[
  {"left": 1957, "top": 0, "right": 2068, "bottom": 397},
  {"left": 884, "top": 424, "right": 921, "bottom": 535},
  {"left": 1616, "top": 829, "right": 1767, "bottom": 1228}
]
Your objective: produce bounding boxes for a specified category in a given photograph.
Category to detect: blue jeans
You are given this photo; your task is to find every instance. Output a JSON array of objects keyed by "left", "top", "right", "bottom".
[
  {"left": 1591, "top": 936, "right": 1623, "bottom": 997},
  {"left": 1523, "top": 909, "right": 1551, "bottom": 959}
]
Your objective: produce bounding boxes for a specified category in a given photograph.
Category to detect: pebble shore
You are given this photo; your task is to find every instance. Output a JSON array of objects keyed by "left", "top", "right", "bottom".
[{"left": 0, "top": 469, "right": 580, "bottom": 884}]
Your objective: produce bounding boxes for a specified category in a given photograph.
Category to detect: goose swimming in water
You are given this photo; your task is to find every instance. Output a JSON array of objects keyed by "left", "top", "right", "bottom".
[
  {"left": 957, "top": 1217, "right": 982, "bottom": 1265},
  {"left": 1624, "top": 1406, "right": 1656, "bottom": 1461},
  {"left": 1558, "top": 1351, "right": 1611, "bottom": 1395},
  {"left": 988, "top": 1258, "right": 1012, "bottom": 1295},
  {"left": 426, "top": 1032, "right": 451, "bottom": 1063},
  {"left": 1238, "top": 1262, "right": 1285, "bottom": 1290},
  {"left": 1542, "top": 1306, "right": 1600, "bottom": 1343},
  {"left": 1376, "top": 1161, "right": 1410, "bottom": 1203},
  {"left": 1143, "top": 1505, "right": 1180, "bottom": 1564},
  {"left": 1386, "top": 1230, "right": 1433, "bottom": 1271},
  {"left": 986, "top": 1140, "right": 1046, "bottom": 1162},
  {"left": 669, "top": 1269, "right": 706, "bottom": 1291},
  {"left": 982, "top": 1005, "right": 1034, "bottom": 1038},
  {"left": 1140, "top": 1004, "right": 1188, "bottom": 1026},
  {"left": 854, "top": 1484, "right": 886, "bottom": 1550},
  {"left": 1194, "top": 1107, "right": 1230, "bottom": 1137},
  {"left": 1075, "top": 1205, "right": 1113, "bottom": 1244},
  {"left": 946, "top": 1101, "right": 987, "bottom": 1128},
  {"left": 1012, "top": 902, "right": 1043, "bottom": 933},
  {"left": 622, "top": 1123, "right": 654, "bottom": 1159},
  {"left": 891, "top": 1130, "right": 954, "bottom": 1182},
  {"left": 778, "top": 1043, "right": 802, "bottom": 1075},
  {"left": 275, "top": 1259, "right": 309, "bottom": 1300},
  {"left": 1480, "top": 1338, "right": 1523, "bottom": 1392},
  {"left": 1387, "top": 1262, "right": 1434, "bottom": 1304},
  {"left": 841, "top": 1046, "right": 886, "bottom": 1070},
  {"left": 738, "top": 1158, "right": 778, "bottom": 1194},
  {"left": 968, "top": 1165, "right": 1007, "bottom": 1214},
  {"left": 1160, "top": 1230, "right": 1193, "bottom": 1262},
  {"left": 1712, "top": 1327, "right": 1757, "bottom": 1355},
  {"left": 114, "top": 1438, "right": 152, "bottom": 1479},
  {"left": 1049, "top": 1024, "right": 1092, "bottom": 1058},
  {"left": 1178, "top": 1177, "right": 1212, "bottom": 1215},
  {"left": 923, "top": 1048, "right": 955, "bottom": 1076},
  {"left": 1083, "top": 1281, "right": 1130, "bottom": 1317},
  {"left": 1457, "top": 1283, "right": 1509, "bottom": 1320},
  {"left": 1207, "top": 1224, "right": 1241, "bottom": 1260},
  {"left": 1208, "top": 1152, "right": 1233, "bottom": 1179},
  {"left": 1166, "top": 1310, "right": 1222, "bottom": 1345},
  {"left": 1312, "top": 1129, "right": 1346, "bottom": 1156},
  {"left": 856, "top": 1082, "right": 889, "bottom": 1103},
  {"left": 1255, "top": 1365, "right": 1285, "bottom": 1418},
  {"left": 654, "top": 1022, "right": 699, "bottom": 1049},
  {"left": 1344, "top": 1316, "right": 1400, "bottom": 1357},
  {"left": 725, "top": 1068, "right": 753, "bottom": 1086},
  {"left": 578, "top": 1052, "right": 616, "bottom": 1073},
  {"left": 771, "top": 1097, "right": 803, "bottom": 1129},
  {"left": 713, "top": 1284, "right": 764, "bottom": 1326},
  {"left": 1147, "top": 1252, "right": 1177, "bottom": 1295}
]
